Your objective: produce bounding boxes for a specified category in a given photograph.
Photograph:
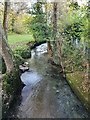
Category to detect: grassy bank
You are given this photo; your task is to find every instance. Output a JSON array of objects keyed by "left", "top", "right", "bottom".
[
  {"left": 66, "top": 72, "right": 90, "bottom": 112},
  {"left": 8, "top": 34, "right": 34, "bottom": 50},
  {"left": 2, "top": 33, "right": 47, "bottom": 118},
  {"left": 8, "top": 34, "right": 34, "bottom": 44},
  {"left": 8, "top": 34, "right": 35, "bottom": 59},
  {"left": 8, "top": 33, "right": 46, "bottom": 59},
  {"left": 2, "top": 34, "right": 34, "bottom": 118}
]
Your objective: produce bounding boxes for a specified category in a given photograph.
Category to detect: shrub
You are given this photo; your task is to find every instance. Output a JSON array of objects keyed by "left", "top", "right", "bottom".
[
  {"left": 14, "top": 53, "right": 25, "bottom": 67},
  {"left": 30, "top": 2, "right": 52, "bottom": 42},
  {"left": 2, "top": 69, "right": 22, "bottom": 95},
  {"left": 13, "top": 46, "right": 31, "bottom": 59},
  {"left": 2, "top": 68, "right": 24, "bottom": 117}
]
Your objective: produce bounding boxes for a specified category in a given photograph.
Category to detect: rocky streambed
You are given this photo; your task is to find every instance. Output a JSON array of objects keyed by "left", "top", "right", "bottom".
[{"left": 7, "top": 43, "right": 89, "bottom": 118}]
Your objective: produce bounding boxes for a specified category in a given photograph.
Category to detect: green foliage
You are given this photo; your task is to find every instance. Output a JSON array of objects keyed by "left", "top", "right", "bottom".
[
  {"left": 64, "top": 22, "right": 82, "bottom": 45},
  {"left": 14, "top": 54, "right": 25, "bottom": 67},
  {"left": 69, "top": 2, "right": 80, "bottom": 10},
  {"left": 13, "top": 46, "right": 31, "bottom": 59},
  {"left": 14, "top": 22, "right": 26, "bottom": 34},
  {"left": 61, "top": 2, "right": 89, "bottom": 72},
  {"left": 2, "top": 69, "right": 22, "bottom": 95},
  {"left": 8, "top": 12, "right": 32, "bottom": 34},
  {"left": 30, "top": 2, "right": 51, "bottom": 42}
]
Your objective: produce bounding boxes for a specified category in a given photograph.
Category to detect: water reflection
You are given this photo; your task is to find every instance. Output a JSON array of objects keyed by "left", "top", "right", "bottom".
[{"left": 21, "top": 71, "right": 42, "bottom": 85}]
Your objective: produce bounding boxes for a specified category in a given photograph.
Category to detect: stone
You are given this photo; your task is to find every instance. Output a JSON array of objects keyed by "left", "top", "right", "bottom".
[
  {"left": 19, "top": 65, "right": 29, "bottom": 72},
  {"left": 56, "top": 90, "right": 59, "bottom": 93}
]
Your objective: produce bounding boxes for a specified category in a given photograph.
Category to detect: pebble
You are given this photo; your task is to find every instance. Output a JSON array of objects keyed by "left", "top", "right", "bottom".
[{"left": 56, "top": 90, "right": 59, "bottom": 93}]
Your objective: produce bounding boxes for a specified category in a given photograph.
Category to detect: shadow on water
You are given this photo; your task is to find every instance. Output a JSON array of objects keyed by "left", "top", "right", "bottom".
[{"left": 8, "top": 43, "right": 89, "bottom": 118}]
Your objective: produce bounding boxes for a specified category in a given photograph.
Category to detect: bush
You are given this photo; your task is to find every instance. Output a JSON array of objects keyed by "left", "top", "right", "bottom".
[
  {"left": 2, "top": 69, "right": 22, "bottom": 95},
  {"left": 2, "top": 68, "right": 24, "bottom": 117},
  {"left": 14, "top": 53, "right": 25, "bottom": 67},
  {"left": 14, "top": 22, "right": 26, "bottom": 34},
  {"left": 30, "top": 2, "right": 52, "bottom": 42},
  {"left": 13, "top": 46, "right": 31, "bottom": 59}
]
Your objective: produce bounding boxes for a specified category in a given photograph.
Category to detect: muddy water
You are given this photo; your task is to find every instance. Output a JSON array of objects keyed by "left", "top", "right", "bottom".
[{"left": 8, "top": 43, "right": 89, "bottom": 118}]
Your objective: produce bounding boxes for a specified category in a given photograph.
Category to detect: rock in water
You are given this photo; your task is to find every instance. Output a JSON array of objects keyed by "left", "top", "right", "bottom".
[
  {"left": 19, "top": 65, "right": 29, "bottom": 73},
  {"left": 56, "top": 90, "right": 59, "bottom": 93}
]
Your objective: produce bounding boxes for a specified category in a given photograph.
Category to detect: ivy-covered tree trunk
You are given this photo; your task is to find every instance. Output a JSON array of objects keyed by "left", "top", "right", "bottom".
[{"left": 0, "top": 23, "right": 14, "bottom": 73}]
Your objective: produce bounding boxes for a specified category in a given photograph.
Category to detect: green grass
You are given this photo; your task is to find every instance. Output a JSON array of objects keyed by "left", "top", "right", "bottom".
[
  {"left": 8, "top": 34, "right": 35, "bottom": 50},
  {"left": 8, "top": 34, "right": 34, "bottom": 45}
]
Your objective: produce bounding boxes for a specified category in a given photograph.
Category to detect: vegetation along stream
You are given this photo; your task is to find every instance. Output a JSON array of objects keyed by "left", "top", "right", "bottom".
[{"left": 8, "top": 43, "right": 89, "bottom": 118}]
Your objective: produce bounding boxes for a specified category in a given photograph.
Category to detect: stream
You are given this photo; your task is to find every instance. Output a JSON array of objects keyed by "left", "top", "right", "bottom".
[{"left": 8, "top": 43, "right": 89, "bottom": 118}]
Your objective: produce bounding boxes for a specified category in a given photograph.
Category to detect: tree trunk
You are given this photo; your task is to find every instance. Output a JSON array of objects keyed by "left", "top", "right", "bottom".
[
  {"left": 53, "top": 2, "right": 57, "bottom": 42},
  {"left": 47, "top": 41, "right": 53, "bottom": 60},
  {"left": 3, "top": 0, "right": 10, "bottom": 40},
  {"left": 0, "top": 23, "right": 14, "bottom": 73},
  {"left": 54, "top": 3, "right": 64, "bottom": 72},
  {"left": 45, "top": 2, "right": 53, "bottom": 60},
  {"left": 57, "top": 40, "right": 64, "bottom": 72},
  {"left": 52, "top": 2, "right": 58, "bottom": 61},
  {"left": 87, "top": 43, "right": 90, "bottom": 81}
]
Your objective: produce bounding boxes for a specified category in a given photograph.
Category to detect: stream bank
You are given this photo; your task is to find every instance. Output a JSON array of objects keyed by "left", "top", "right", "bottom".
[
  {"left": 7, "top": 43, "right": 89, "bottom": 118},
  {"left": 2, "top": 41, "right": 46, "bottom": 118}
]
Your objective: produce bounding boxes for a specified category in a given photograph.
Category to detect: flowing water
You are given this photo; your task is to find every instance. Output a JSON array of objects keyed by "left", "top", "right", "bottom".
[{"left": 8, "top": 43, "right": 89, "bottom": 118}]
